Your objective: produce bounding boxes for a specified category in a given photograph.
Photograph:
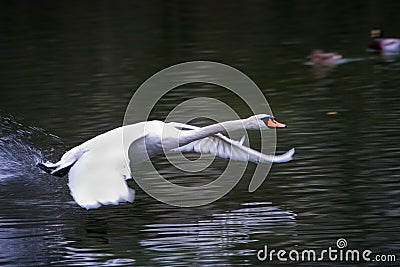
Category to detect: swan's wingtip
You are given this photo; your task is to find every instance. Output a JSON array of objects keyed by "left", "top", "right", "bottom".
[
  {"left": 273, "top": 147, "right": 295, "bottom": 163},
  {"left": 287, "top": 147, "right": 296, "bottom": 161},
  {"left": 83, "top": 203, "right": 102, "bottom": 210},
  {"left": 76, "top": 188, "right": 136, "bottom": 210}
]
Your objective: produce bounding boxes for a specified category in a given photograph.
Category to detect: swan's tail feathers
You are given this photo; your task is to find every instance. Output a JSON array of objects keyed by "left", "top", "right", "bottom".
[
  {"left": 36, "top": 161, "right": 72, "bottom": 177},
  {"left": 272, "top": 148, "right": 295, "bottom": 163}
]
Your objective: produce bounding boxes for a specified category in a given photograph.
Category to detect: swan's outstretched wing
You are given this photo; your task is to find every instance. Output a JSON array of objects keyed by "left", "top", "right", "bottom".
[
  {"left": 68, "top": 152, "right": 135, "bottom": 209},
  {"left": 168, "top": 122, "right": 294, "bottom": 163}
]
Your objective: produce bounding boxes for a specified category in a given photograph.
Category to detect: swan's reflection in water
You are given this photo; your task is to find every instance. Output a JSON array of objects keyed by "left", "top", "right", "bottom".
[
  {"left": 140, "top": 202, "right": 296, "bottom": 265},
  {"left": 46, "top": 201, "right": 296, "bottom": 266}
]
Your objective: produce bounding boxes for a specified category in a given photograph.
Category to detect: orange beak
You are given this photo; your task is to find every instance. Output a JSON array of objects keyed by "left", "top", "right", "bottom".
[{"left": 267, "top": 118, "right": 287, "bottom": 128}]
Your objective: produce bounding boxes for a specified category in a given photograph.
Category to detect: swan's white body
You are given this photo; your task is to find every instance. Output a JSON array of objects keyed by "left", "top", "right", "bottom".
[{"left": 39, "top": 115, "right": 295, "bottom": 209}]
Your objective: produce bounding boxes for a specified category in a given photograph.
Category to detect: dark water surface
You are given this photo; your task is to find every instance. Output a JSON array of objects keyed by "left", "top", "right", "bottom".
[{"left": 1, "top": 1, "right": 399, "bottom": 266}]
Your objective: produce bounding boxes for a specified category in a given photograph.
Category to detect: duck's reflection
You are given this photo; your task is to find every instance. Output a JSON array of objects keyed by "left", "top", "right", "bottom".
[{"left": 381, "top": 50, "right": 400, "bottom": 62}]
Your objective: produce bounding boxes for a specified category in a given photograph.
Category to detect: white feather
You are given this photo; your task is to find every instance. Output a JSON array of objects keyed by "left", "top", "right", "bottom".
[{"left": 68, "top": 152, "right": 135, "bottom": 210}]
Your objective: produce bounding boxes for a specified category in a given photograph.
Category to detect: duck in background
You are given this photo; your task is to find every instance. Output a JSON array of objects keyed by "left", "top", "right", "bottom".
[
  {"left": 309, "top": 50, "right": 343, "bottom": 66},
  {"left": 368, "top": 26, "right": 400, "bottom": 53}
]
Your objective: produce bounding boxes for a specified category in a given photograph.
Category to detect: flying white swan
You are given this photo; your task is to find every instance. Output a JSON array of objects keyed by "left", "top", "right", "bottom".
[{"left": 37, "top": 114, "right": 295, "bottom": 209}]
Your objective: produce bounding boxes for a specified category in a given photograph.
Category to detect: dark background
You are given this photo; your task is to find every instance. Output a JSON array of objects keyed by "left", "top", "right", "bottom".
[{"left": 0, "top": 1, "right": 399, "bottom": 266}]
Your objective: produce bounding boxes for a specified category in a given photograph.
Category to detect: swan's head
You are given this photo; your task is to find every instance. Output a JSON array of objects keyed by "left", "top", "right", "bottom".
[{"left": 245, "top": 114, "right": 287, "bottom": 130}]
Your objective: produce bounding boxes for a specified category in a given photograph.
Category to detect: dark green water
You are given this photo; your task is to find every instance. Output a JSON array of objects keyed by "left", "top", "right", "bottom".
[{"left": 0, "top": 1, "right": 399, "bottom": 266}]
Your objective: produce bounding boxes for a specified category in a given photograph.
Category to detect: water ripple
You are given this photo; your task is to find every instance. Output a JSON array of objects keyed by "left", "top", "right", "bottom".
[{"left": 140, "top": 202, "right": 296, "bottom": 265}]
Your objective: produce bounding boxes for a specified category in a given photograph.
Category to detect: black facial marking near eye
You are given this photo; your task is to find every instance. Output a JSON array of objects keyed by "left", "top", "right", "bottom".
[{"left": 261, "top": 117, "right": 270, "bottom": 125}]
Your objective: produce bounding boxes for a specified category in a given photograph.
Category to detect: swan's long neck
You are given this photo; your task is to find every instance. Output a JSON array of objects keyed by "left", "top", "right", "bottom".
[{"left": 178, "top": 118, "right": 248, "bottom": 146}]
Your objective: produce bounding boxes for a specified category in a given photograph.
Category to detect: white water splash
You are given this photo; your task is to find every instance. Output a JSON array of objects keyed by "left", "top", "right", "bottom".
[{"left": 0, "top": 115, "right": 61, "bottom": 180}]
